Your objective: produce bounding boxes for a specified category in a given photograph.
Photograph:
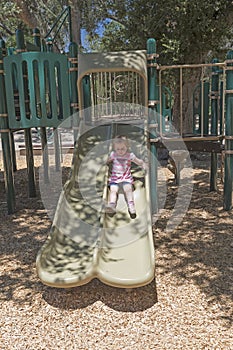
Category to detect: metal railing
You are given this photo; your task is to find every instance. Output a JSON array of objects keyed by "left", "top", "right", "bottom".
[{"left": 158, "top": 61, "right": 226, "bottom": 137}]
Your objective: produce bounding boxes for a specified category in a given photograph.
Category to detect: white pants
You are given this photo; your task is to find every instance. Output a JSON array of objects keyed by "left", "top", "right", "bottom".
[{"left": 109, "top": 182, "right": 134, "bottom": 205}]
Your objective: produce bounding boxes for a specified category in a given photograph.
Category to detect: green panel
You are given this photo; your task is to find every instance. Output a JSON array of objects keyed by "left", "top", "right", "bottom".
[
  {"left": 48, "top": 61, "right": 58, "bottom": 119},
  {"left": 28, "top": 60, "right": 37, "bottom": 118},
  {"left": 38, "top": 59, "right": 47, "bottom": 121},
  {"left": 4, "top": 52, "right": 72, "bottom": 129}
]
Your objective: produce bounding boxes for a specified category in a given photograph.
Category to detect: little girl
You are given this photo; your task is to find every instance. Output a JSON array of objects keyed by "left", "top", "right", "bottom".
[{"left": 105, "top": 135, "right": 147, "bottom": 219}]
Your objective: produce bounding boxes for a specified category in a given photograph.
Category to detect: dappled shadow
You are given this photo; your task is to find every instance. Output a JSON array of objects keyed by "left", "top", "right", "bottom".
[
  {"left": 3, "top": 140, "right": 231, "bottom": 320},
  {"left": 36, "top": 125, "right": 110, "bottom": 287},
  {"left": 0, "top": 195, "right": 157, "bottom": 313},
  {"left": 36, "top": 122, "right": 154, "bottom": 290},
  {"left": 155, "top": 165, "right": 233, "bottom": 327},
  {"left": 0, "top": 198, "right": 50, "bottom": 305},
  {"left": 1, "top": 121, "right": 157, "bottom": 312},
  {"left": 1, "top": 164, "right": 157, "bottom": 313}
]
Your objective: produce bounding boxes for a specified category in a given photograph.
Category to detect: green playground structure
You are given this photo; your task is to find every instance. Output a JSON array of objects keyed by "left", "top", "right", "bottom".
[
  {"left": 0, "top": 26, "right": 79, "bottom": 213},
  {"left": 0, "top": 14, "right": 233, "bottom": 287}
]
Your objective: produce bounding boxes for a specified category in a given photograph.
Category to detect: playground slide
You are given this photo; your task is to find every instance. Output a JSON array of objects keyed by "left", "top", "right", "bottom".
[{"left": 36, "top": 122, "right": 155, "bottom": 288}]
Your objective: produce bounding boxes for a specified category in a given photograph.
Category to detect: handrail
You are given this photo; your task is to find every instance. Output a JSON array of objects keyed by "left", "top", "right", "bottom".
[{"left": 45, "top": 6, "right": 72, "bottom": 43}]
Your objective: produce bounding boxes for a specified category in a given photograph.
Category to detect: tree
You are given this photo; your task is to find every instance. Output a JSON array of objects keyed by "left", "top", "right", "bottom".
[
  {"left": 83, "top": 1, "right": 233, "bottom": 62},
  {"left": 2, "top": 1, "right": 233, "bottom": 60},
  {"left": 1, "top": 0, "right": 233, "bottom": 131},
  {"left": 0, "top": 1, "right": 80, "bottom": 51},
  {"left": 80, "top": 0, "right": 233, "bottom": 132}
]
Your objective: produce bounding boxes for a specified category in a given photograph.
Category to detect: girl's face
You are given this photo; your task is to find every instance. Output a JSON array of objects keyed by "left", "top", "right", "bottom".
[{"left": 114, "top": 142, "right": 128, "bottom": 156}]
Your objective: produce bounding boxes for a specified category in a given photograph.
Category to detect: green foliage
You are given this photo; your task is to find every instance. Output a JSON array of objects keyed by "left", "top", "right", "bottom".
[
  {"left": 82, "top": 0, "right": 233, "bottom": 64},
  {"left": 0, "top": 2, "right": 33, "bottom": 47},
  {"left": 1, "top": 0, "right": 233, "bottom": 64},
  {"left": 84, "top": 21, "right": 128, "bottom": 52},
  {"left": 0, "top": 0, "right": 71, "bottom": 51}
]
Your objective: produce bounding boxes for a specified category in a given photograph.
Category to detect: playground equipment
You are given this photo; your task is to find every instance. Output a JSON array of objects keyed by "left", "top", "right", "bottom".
[
  {"left": 36, "top": 121, "right": 155, "bottom": 288},
  {"left": 36, "top": 47, "right": 156, "bottom": 288},
  {"left": 36, "top": 39, "right": 233, "bottom": 289},
  {"left": 154, "top": 56, "right": 233, "bottom": 206},
  {"left": 0, "top": 25, "right": 79, "bottom": 213},
  {"left": 0, "top": 17, "right": 233, "bottom": 287},
  {"left": 2, "top": 29, "right": 232, "bottom": 215}
]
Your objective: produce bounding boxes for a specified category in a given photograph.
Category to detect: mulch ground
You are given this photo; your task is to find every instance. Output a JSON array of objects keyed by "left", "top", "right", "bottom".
[{"left": 0, "top": 152, "right": 232, "bottom": 349}]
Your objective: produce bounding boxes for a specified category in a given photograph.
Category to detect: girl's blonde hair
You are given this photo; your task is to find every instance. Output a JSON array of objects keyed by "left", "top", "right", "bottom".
[{"left": 113, "top": 135, "right": 130, "bottom": 150}]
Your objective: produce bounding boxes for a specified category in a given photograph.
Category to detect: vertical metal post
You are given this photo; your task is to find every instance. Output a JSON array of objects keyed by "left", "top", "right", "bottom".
[
  {"left": 33, "top": 28, "right": 50, "bottom": 179},
  {"left": 0, "top": 41, "right": 16, "bottom": 213},
  {"left": 179, "top": 68, "right": 183, "bottom": 134},
  {"left": 224, "top": 51, "right": 233, "bottom": 210},
  {"left": 40, "top": 32, "right": 53, "bottom": 179},
  {"left": 40, "top": 127, "right": 49, "bottom": 182},
  {"left": 82, "top": 75, "right": 92, "bottom": 123},
  {"left": 211, "top": 59, "right": 219, "bottom": 135},
  {"left": 67, "top": 5, "right": 73, "bottom": 43},
  {"left": 16, "top": 29, "right": 36, "bottom": 197},
  {"left": 10, "top": 131, "right": 17, "bottom": 172},
  {"left": 6, "top": 47, "right": 17, "bottom": 172},
  {"left": 210, "top": 59, "right": 219, "bottom": 191},
  {"left": 46, "top": 37, "right": 54, "bottom": 52},
  {"left": 53, "top": 127, "right": 60, "bottom": 172},
  {"left": 68, "top": 42, "right": 79, "bottom": 141},
  {"left": 219, "top": 81, "right": 224, "bottom": 135},
  {"left": 147, "top": 38, "right": 159, "bottom": 214},
  {"left": 203, "top": 81, "right": 210, "bottom": 135},
  {"left": 33, "top": 28, "right": 41, "bottom": 48}
]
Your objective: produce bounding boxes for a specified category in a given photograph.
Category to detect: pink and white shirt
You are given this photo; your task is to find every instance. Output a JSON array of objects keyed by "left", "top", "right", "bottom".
[{"left": 108, "top": 151, "right": 137, "bottom": 184}]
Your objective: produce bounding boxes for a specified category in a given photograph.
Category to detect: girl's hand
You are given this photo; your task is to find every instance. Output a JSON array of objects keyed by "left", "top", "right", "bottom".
[{"left": 142, "top": 162, "right": 148, "bottom": 171}]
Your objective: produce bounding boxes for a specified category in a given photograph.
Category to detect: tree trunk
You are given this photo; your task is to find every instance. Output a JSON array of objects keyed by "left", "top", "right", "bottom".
[
  {"left": 71, "top": 0, "right": 82, "bottom": 48},
  {"left": 15, "top": 0, "right": 38, "bottom": 29}
]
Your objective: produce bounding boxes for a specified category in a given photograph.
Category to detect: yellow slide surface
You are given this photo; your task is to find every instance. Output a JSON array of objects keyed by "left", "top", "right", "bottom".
[{"left": 36, "top": 122, "right": 155, "bottom": 288}]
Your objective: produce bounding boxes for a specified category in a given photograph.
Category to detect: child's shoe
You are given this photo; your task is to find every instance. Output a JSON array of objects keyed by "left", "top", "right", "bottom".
[
  {"left": 128, "top": 201, "right": 137, "bottom": 219},
  {"left": 105, "top": 203, "right": 116, "bottom": 216}
]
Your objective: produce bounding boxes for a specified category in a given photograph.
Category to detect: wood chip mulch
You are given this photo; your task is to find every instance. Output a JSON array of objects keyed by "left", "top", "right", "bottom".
[{"left": 0, "top": 153, "right": 232, "bottom": 349}]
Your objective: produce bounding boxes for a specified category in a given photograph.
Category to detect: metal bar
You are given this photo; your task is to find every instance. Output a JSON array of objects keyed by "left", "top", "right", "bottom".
[
  {"left": 0, "top": 42, "right": 15, "bottom": 213},
  {"left": 150, "top": 135, "right": 223, "bottom": 142},
  {"left": 159, "top": 62, "right": 226, "bottom": 70},
  {"left": 53, "top": 127, "right": 60, "bottom": 172},
  {"left": 68, "top": 42, "right": 78, "bottom": 140},
  {"left": 40, "top": 127, "right": 49, "bottom": 183},
  {"left": 45, "top": 6, "right": 70, "bottom": 39},
  {"left": 180, "top": 68, "right": 183, "bottom": 134},
  {"left": 16, "top": 29, "right": 36, "bottom": 197},
  {"left": 147, "top": 38, "right": 158, "bottom": 213},
  {"left": 200, "top": 67, "right": 204, "bottom": 137},
  {"left": 224, "top": 50, "right": 233, "bottom": 210},
  {"left": 158, "top": 69, "right": 163, "bottom": 136}
]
